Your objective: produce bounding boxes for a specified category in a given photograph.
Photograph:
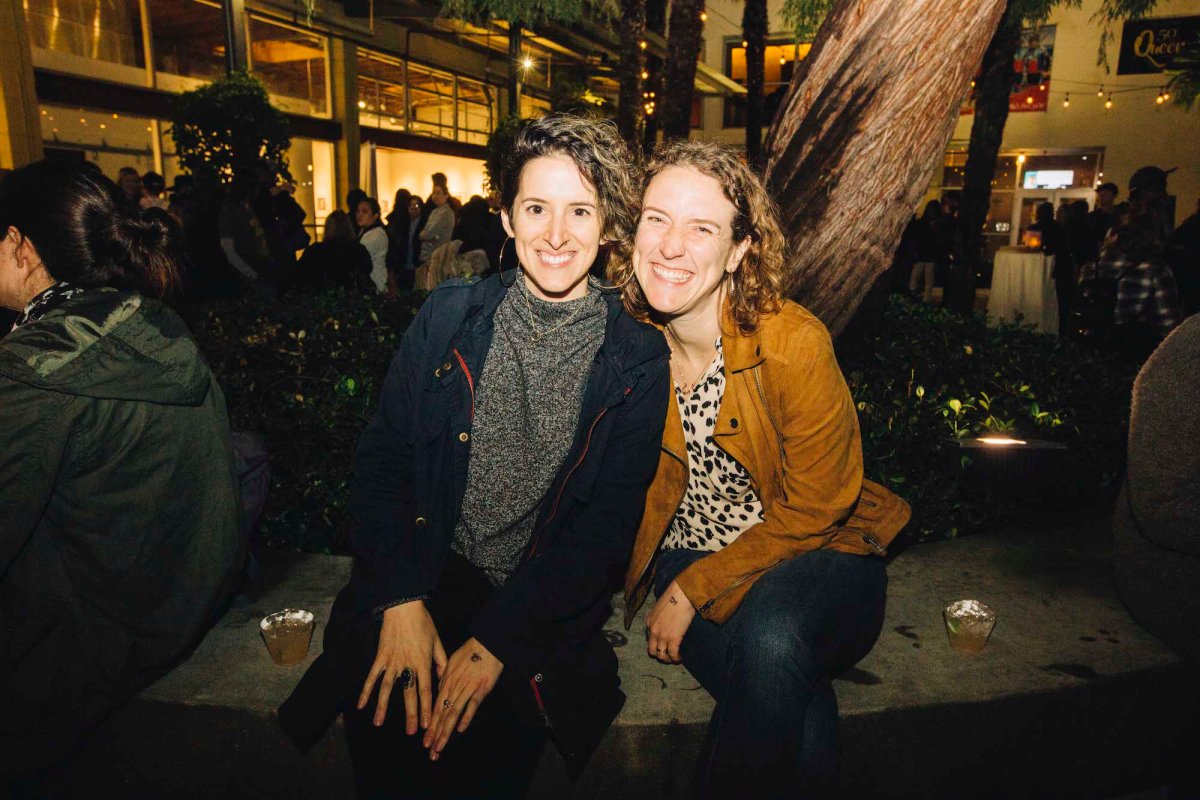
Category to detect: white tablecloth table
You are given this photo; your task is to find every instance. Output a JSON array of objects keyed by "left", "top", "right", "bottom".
[{"left": 988, "top": 247, "right": 1058, "bottom": 333}]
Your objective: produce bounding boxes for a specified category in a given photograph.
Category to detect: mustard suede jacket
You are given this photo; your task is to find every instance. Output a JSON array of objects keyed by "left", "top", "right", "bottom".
[{"left": 624, "top": 299, "right": 911, "bottom": 627}]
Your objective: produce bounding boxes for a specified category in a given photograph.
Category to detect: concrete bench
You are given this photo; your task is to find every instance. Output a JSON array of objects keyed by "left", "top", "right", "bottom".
[{"left": 52, "top": 521, "right": 1195, "bottom": 798}]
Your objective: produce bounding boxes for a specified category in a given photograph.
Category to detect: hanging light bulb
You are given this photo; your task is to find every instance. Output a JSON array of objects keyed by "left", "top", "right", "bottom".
[
  {"left": 699, "top": 10, "right": 707, "bottom": 22},
  {"left": 640, "top": 70, "right": 648, "bottom": 80},
  {"left": 1026, "top": 95, "right": 1034, "bottom": 105},
  {"left": 1105, "top": 93, "right": 1113, "bottom": 110},
  {"left": 1063, "top": 92, "right": 1070, "bottom": 108},
  {"left": 742, "top": 40, "right": 748, "bottom": 48},
  {"left": 779, "top": 55, "right": 786, "bottom": 65},
  {"left": 1097, "top": 85, "right": 1105, "bottom": 97},
  {"left": 639, "top": 40, "right": 647, "bottom": 50},
  {"left": 1156, "top": 90, "right": 1164, "bottom": 104},
  {"left": 1163, "top": 89, "right": 1171, "bottom": 102}
]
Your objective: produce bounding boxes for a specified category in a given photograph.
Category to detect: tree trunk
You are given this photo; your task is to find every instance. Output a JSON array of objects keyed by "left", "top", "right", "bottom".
[
  {"left": 661, "top": 0, "right": 704, "bottom": 141},
  {"left": 508, "top": 22, "right": 523, "bottom": 116},
  {"left": 947, "top": 7, "right": 1023, "bottom": 315},
  {"left": 617, "top": 0, "right": 647, "bottom": 147},
  {"left": 742, "top": 0, "right": 767, "bottom": 172},
  {"left": 642, "top": 0, "right": 668, "bottom": 152},
  {"left": 763, "top": 0, "right": 1006, "bottom": 336}
]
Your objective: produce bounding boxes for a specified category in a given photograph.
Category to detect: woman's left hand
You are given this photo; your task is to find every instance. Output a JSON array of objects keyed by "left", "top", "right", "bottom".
[
  {"left": 424, "top": 637, "right": 503, "bottom": 760},
  {"left": 645, "top": 580, "right": 696, "bottom": 664}
]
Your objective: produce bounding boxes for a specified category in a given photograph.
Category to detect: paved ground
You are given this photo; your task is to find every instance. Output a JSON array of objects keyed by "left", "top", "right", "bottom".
[{"left": 49, "top": 517, "right": 1197, "bottom": 798}]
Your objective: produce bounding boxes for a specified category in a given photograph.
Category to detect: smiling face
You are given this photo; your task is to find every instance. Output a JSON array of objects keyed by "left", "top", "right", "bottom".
[
  {"left": 502, "top": 154, "right": 602, "bottom": 302},
  {"left": 633, "top": 165, "right": 750, "bottom": 323}
]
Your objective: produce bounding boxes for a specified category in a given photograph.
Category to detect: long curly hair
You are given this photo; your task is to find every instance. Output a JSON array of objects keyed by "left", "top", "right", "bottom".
[
  {"left": 609, "top": 140, "right": 786, "bottom": 334},
  {"left": 498, "top": 114, "right": 641, "bottom": 273}
]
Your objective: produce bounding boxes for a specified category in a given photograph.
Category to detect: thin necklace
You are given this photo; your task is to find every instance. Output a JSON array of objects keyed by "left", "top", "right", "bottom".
[
  {"left": 665, "top": 327, "right": 718, "bottom": 395},
  {"left": 518, "top": 276, "right": 588, "bottom": 342}
]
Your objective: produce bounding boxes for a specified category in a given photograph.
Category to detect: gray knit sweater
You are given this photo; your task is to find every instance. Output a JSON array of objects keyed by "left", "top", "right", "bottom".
[{"left": 451, "top": 276, "right": 606, "bottom": 584}]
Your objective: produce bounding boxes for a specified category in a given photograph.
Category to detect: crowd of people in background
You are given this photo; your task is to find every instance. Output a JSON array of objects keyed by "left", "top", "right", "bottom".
[{"left": 890, "top": 168, "right": 1200, "bottom": 362}]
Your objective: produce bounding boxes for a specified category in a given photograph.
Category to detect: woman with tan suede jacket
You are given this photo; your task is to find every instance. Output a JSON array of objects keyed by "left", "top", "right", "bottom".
[{"left": 613, "top": 140, "right": 910, "bottom": 800}]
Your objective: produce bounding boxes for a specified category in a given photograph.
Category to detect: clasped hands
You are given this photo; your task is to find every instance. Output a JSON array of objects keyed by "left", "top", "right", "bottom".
[
  {"left": 645, "top": 579, "right": 696, "bottom": 664},
  {"left": 357, "top": 600, "right": 503, "bottom": 761}
]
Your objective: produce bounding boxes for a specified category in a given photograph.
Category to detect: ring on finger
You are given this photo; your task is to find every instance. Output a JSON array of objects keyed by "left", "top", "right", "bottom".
[
  {"left": 399, "top": 667, "right": 416, "bottom": 691},
  {"left": 442, "top": 698, "right": 453, "bottom": 711}
]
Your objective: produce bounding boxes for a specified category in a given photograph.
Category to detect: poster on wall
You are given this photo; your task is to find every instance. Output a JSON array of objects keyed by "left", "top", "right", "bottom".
[
  {"left": 1117, "top": 16, "right": 1200, "bottom": 74},
  {"left": 962, "top": 25, "right": 1055, "bottom": 115}
]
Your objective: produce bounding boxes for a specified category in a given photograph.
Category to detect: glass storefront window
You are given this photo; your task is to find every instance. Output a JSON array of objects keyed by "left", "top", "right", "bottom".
[
  {"left": 520, "top": 95, "right": 550, "bottom": 120},
  {"left": 1018, "top": 153, "right": 1100, "bottom": 189},
  {"left": 150, "top": 0, "right": 226, "bottom": 90},
  {"left": 248, "top": 16, "right": 329, "bottom": 117},
  {"left": 457, "top": 78, "right": 494, "bottom": 146},
  {"left": 26, "top": 0, "right": 147, "bottom": 84},
  {"left": 407, "top": 63, "right": 455, "bottom": 140},
  {"left": 39, "top": 104, "right": 157, "bottom": 179},
  {"left": 357, "top": 51, "right": 408, "bottom": 131}
]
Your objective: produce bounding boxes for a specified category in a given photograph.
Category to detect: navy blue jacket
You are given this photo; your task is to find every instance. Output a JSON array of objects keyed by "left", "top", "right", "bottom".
[{"left": 282, "top": 274, "right": 669, "bottom": 774}]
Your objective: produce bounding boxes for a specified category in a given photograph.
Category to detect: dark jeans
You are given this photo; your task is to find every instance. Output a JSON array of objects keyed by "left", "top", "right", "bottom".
[
  {"left": 342, "top": 554, "right": 547, "bottom": 799},
  {"left": 654, "top": 548, "right": 887, "bottom": 800}
]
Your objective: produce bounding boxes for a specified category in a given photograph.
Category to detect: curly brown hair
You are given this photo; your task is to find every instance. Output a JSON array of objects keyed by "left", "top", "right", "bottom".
[
  {"left": 608, "top": 139, "right": 786, "bottom": 334},
  {"left": 498, "top": 114, "right": 641, "bottom": 272}
]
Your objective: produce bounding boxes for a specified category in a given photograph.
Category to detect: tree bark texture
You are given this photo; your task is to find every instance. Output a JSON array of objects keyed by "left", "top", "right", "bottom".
[
  {"left": 642, "top": 0, "right": 668, "bottom": 151},
  {"left": 763, "top": 0, "right": 1006, "bottom": 336},
  {"left": 618, "top": 0, "right": 647, "bottom": 147},
  {"left": 947, "top": 7, "right": 1023, "bottom": 314},
  {"left": 508, "top": 22, "right": 523, "bottom": 115},
  {"left": 743, "top": 0, "right": 768, "bottom": 172},
  {"left": 661, "top": 0, "right": 705, "bottom": 141}
]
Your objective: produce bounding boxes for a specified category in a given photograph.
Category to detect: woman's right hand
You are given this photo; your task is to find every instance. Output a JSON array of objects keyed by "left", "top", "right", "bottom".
[{"left": 357, "top": 601, "right": 447, "bottom": 734}]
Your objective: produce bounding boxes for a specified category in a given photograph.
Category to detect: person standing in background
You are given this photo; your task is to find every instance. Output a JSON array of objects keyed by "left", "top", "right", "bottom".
[
  {"left": 419, "top": 184, "right": 455, "bottom": 266},
  {"left": 356, "top": 196, "right": 389, "bottom": 293}
]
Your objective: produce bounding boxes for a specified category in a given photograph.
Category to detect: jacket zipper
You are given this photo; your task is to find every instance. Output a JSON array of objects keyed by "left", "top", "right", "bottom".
[
  {"left": 529, "top": 674, "right": 554, "bottom": 730},
  {"left": 697, "top": 558, "right": 783, "bottom": 615},
  {"left": 527, "top": 406, "right": 608, "bottom": 561},
  {"left": 451, "top": 348, "right": 475, "bottom": 421},
  {"left": 752, "top": 365, "right": 785, "bottom": 461}
]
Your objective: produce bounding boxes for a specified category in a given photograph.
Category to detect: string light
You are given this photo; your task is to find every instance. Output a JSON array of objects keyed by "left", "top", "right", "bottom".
[
  {"left": 1156, "top": 89, "right": 1165, "bottom": 104},
  {"left": 1097, "top": 85, "right": 1104, "bottom": 97},
  {"left": 1025, "top": 95, "right": 1034, "bottom": 105},
  {"left": 639, "top": 40, "right": 647, "bottom": 50},
  {"left": 700, "top": 10, "right": 707, "bottom": 22},
  {"left": 1105, "top": 93, "right": 1113, "bottom": 110},
  {"left": 641, "top": 69, "right": 648, "bottom": 80},
  {"left": 779, "top": 55, "right": 786, "bottom": 65},
  {"left": 1062, "top": 92, "right": 1070, "bottom": 108},
  {"left": 742, "top": 40, "right": 748, "bottom": 48}
]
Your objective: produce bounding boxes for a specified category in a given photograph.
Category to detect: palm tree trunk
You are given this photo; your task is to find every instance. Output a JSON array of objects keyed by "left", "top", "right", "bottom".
[
  {"left": 947, "top": 7, "right": 1024, "bottom": 314},
  {"left": 618, "top": 0, "right": 647, "bottom": 147},
  {"left": 642, "top": 0, "right": 668, "bottom": 151},
  {"left": 763, "top": 0, "right": 1006, "bottom": 336},
  {"left": 661, "top": 0, "right": 704, "bottom": 141},
  {"left": 742, "top": 0, "right": 767, "bottom": 172}
]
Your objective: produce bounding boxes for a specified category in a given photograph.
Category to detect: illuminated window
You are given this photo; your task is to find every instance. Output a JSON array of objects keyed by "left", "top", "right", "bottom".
[
  {"left": 248, "top": 16, "right": 329, "bottom": 116},
  {"left": 25, "top": 0, "right": 145, "bottom": 73},
  {"left": 151, "top": 0, "right": 227, "bottom": 88},
  {"left": 723, "top": 38, "right": 812, "bottom": 129},
  {"left": 407, "top": 62, "right": 456, "bottom": 140},
  {"left": 357, "top": 50, "right": 408, "bottom": 131},
  {"left": 457, "top": 77, "right": 495, "bottom": 146}
]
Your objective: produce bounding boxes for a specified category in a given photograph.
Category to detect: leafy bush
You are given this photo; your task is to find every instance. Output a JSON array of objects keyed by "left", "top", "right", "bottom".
[
  {"left": 171, "top": 71, "right": 291, "bottom": 181},
  {"left": 185, "top": 288, "right": 423, "bottom": 552},
  {"left": 846, "top": 297, "right": 1137, "bottom": 541},
  {"left": 188, "top": 292, "right": 1136, "bottom": 552}
]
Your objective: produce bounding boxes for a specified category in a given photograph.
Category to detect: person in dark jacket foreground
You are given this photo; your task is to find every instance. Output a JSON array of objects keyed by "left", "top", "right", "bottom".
[
  {"left": 281, "top": 114, "right": 669, "bottom": 799},
  {"left": 0, "top": 162, "right": 243, "bottom": 791}
]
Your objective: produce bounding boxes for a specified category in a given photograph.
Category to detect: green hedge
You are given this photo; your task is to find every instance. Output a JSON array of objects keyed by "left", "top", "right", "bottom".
[{"left": 187, "top": 291, "right": 1136, "bottom": 551}]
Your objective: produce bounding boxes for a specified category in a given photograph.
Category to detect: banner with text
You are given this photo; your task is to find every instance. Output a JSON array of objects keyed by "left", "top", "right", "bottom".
[{"left": 1117, "top": 16, "right": 1200, "bottom": 74}]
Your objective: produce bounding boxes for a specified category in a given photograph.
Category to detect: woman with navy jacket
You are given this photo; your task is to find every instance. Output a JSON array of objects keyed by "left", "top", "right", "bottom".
[{"left": 282, "top": 114, "right": 669, "bottom": 799}]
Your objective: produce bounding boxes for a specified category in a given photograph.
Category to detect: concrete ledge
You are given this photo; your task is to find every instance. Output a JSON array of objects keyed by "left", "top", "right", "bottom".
[{"left": 51, "top": 521, "right": 1197, "bottom": 798}]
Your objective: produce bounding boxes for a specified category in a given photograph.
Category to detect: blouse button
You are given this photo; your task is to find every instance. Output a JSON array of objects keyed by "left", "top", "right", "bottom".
[
  {"left": 442, "top": 362, "right": 452, "bottom": 371},
  {"left": 458, "top": 432, "right": 470, "bottom": 442},
  {"left": 730, "top": 418, "right": 739, "bottom": 429},
  {"left": 415, "top": 516, "right": 427, "bottom": 526}
]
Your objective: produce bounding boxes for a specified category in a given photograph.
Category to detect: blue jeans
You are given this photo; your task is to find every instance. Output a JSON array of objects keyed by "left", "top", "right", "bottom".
[{"left": 654, "top": 547, "right": 887, "bottom": 799}]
